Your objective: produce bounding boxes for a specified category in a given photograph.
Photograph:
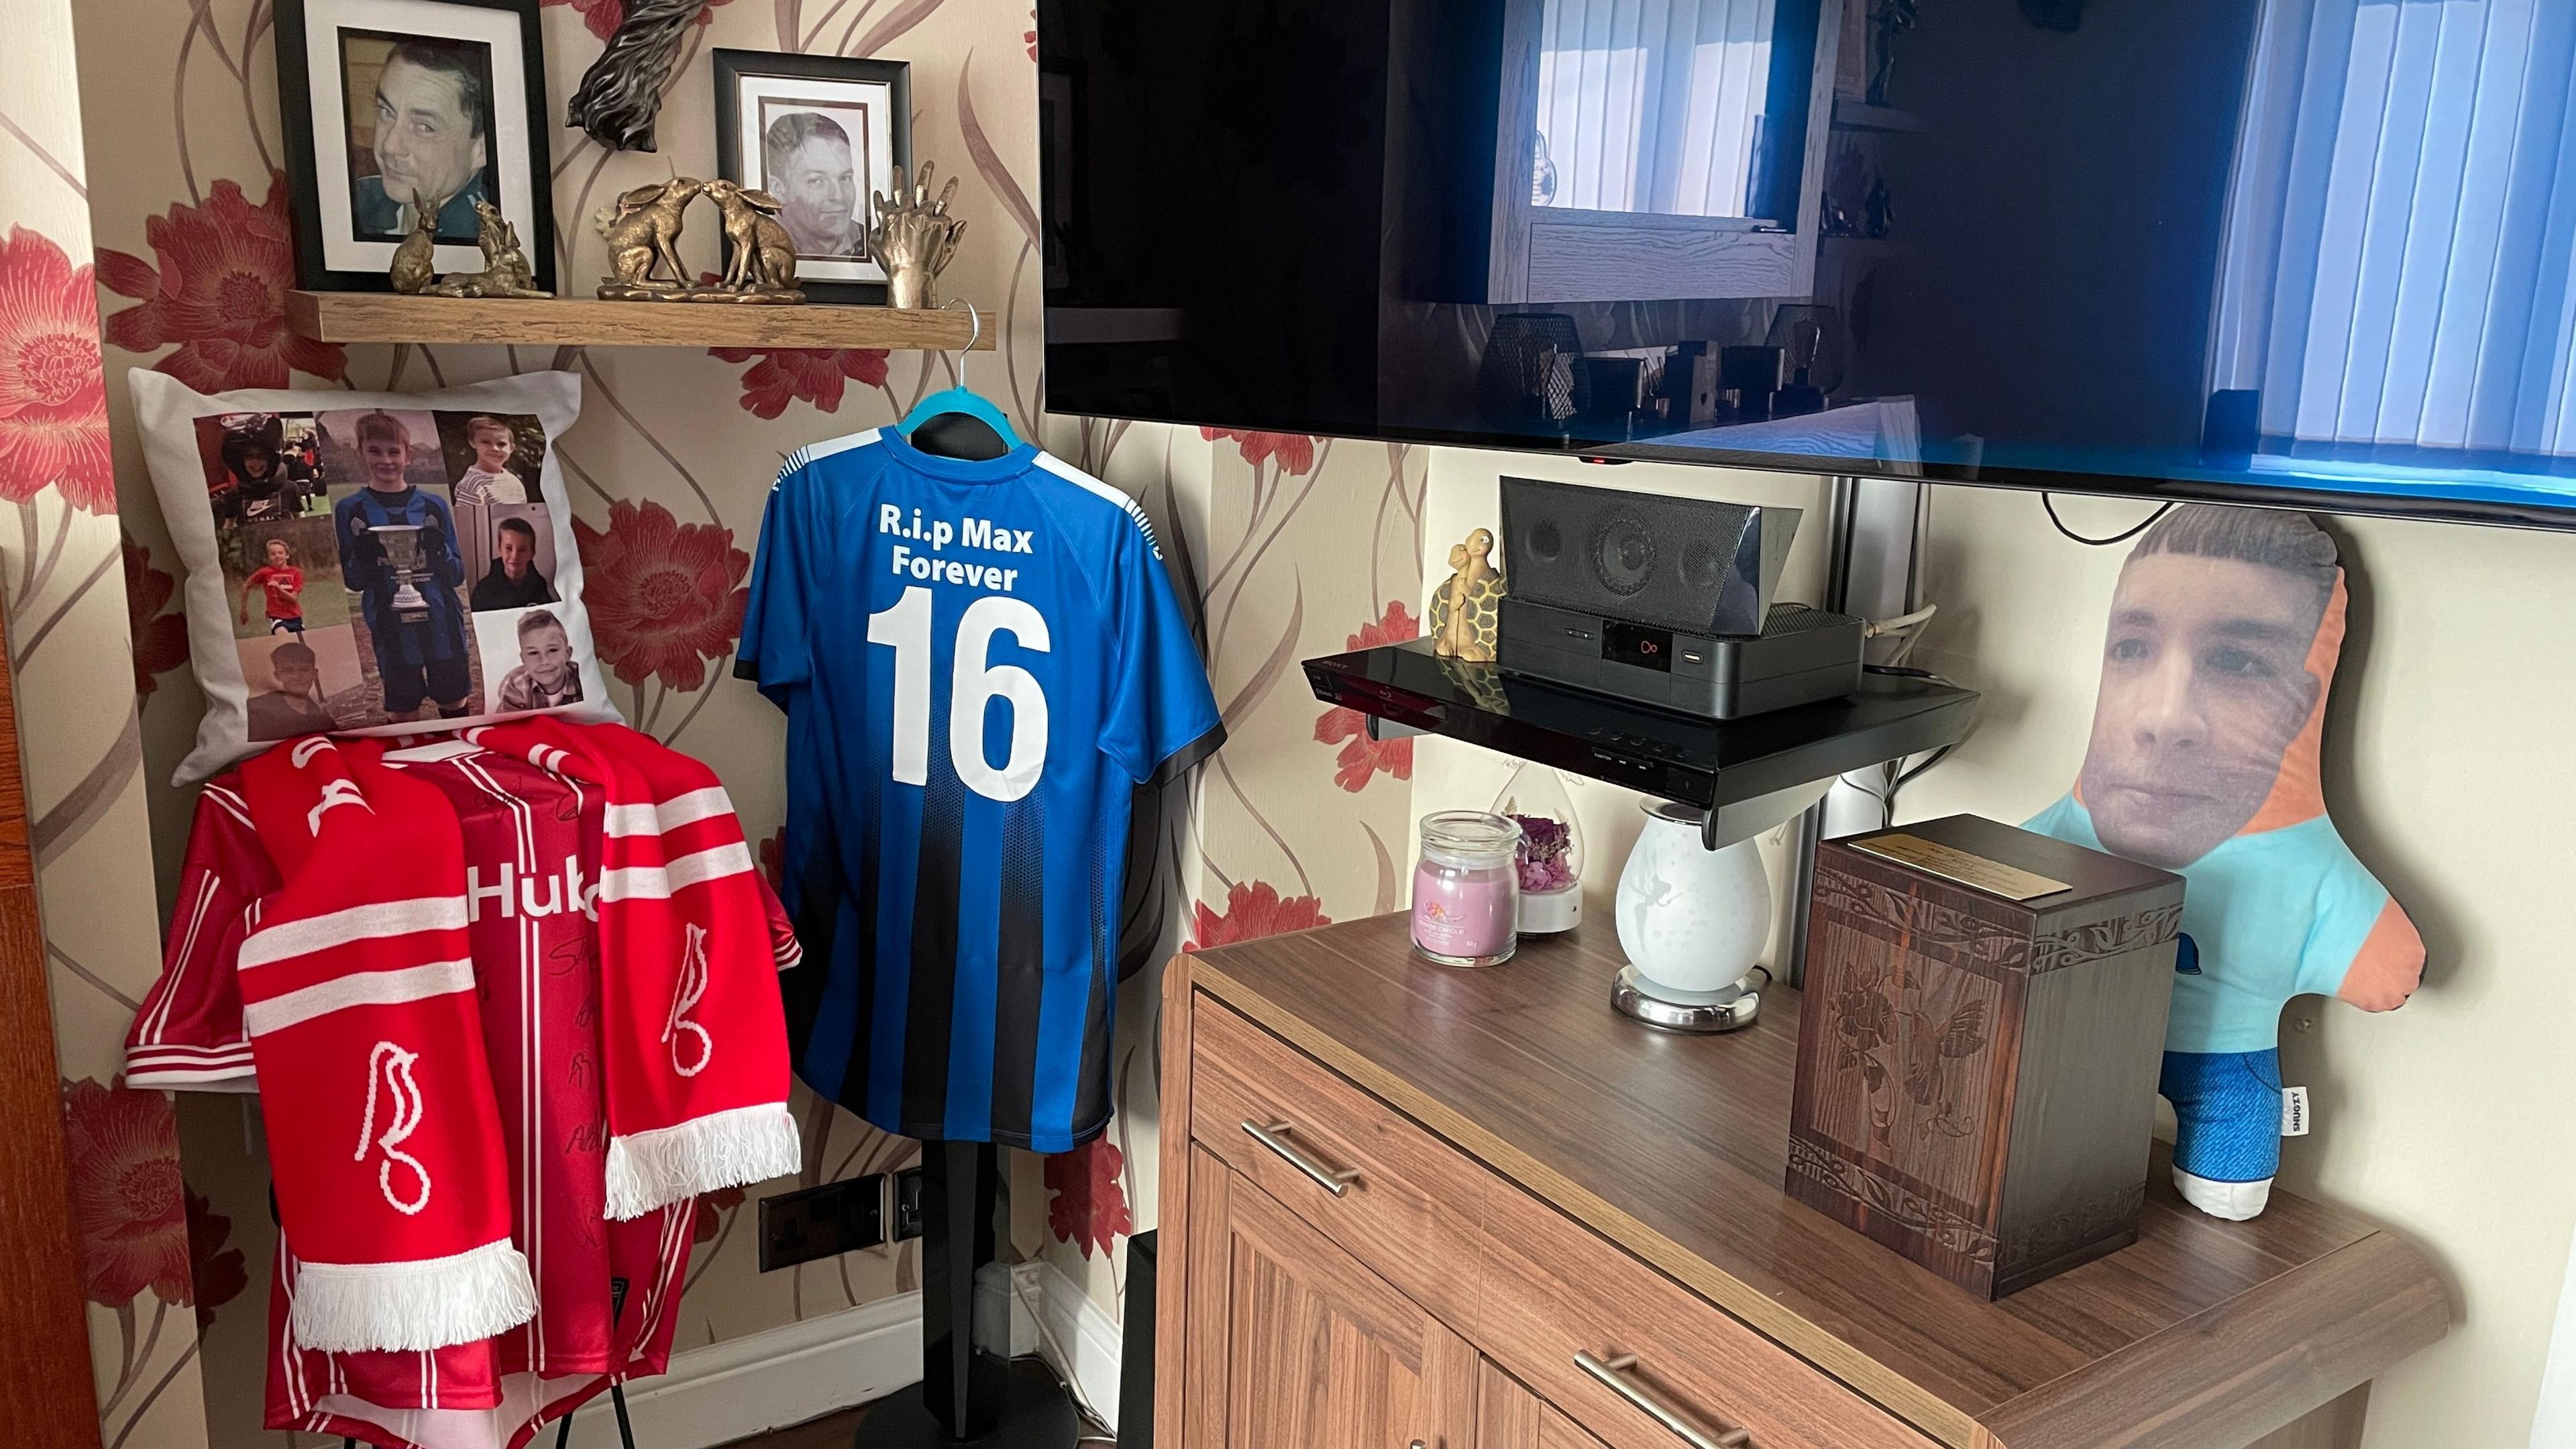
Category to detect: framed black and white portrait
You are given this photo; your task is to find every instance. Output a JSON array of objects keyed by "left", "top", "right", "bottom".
[
  {"left": 275, "top": 0, "right": 554, "bottom": 292},
  {"left": 714, "top": 50, "right": 910, "bottom": 304}
]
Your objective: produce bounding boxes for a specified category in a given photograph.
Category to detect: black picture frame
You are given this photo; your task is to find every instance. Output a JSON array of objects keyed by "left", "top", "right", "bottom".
[
  {"left": 714, "top": 49, "right": 912, "bottom": 306},
  {"left": 274, "top": 0, "right": 555, "bottom": 294}
]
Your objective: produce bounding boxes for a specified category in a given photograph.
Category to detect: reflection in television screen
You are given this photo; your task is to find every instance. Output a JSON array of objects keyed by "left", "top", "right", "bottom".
[{"left": 1038, "top": 0, "right": 2576, "bottom": 528}]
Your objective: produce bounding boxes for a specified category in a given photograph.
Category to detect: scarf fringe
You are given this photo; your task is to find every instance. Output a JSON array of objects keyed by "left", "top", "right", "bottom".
[
  {"left": 290, "top": 1238, "right": 538, "bottom": 1353},
  {"left": 604, "top": 1102, "right": 802, "bottom": 1221}
]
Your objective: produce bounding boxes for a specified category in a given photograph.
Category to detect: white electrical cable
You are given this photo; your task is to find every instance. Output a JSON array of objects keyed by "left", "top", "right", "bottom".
[
  {"left": 1849, "top": 603, "right": 1949, "bottom": 824},
  {"left": 1864, "top": 604, "right": 1939, "bottom": 638},
  {"left": 1864, "top": 603, "right": 1938, "bottom": 667}
]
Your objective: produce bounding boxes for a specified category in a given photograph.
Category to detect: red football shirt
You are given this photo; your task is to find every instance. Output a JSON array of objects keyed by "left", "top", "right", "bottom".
[
  {"left": 127, "top": 740, "right": 800, "bottom": 1449},
  {"left": 248, "top": 564, "right": 305, "bottom": 620}
]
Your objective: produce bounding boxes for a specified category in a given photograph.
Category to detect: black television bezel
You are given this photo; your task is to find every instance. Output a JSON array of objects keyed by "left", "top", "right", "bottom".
[{"left": 1042, "top": 391, "right": 2576, "bottom": 533}]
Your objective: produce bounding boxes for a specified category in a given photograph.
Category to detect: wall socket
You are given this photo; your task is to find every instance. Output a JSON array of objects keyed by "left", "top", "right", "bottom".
[
  {"left": 759, "top": 1174, "right": 885, "bottom": 1271},
  {"left": 893, "top": 1166, "right": 925, "bottom": 1241}
]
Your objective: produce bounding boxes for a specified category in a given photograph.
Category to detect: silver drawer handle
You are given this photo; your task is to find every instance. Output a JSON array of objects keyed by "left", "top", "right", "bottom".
[
  {"left": 1240, "top": 1119, "right": 1362, "bottom": 1197},
  {"left": 1576, "top": 1351, "right": 1752, "bottom": 1449}
]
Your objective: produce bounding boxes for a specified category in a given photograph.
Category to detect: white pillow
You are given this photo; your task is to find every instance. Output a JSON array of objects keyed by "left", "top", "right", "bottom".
[{"left": 129, "top": 370, "right": 619, "bottom": 784}]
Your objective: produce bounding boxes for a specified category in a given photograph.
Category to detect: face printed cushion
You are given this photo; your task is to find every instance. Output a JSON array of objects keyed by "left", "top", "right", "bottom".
[
  {"left": 2023, "top": 504, "right": 2422, "bottom": 1220},
  {"left": 129, "top": 370, "right": 619, "bottom": 783}
]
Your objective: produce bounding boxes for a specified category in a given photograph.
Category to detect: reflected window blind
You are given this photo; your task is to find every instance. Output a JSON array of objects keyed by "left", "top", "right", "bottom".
[
  {"left": 2212, "top": 0, "right": 2576, "bottom": 456},
  {"left": 1534, "top": 0, "right": 1776, "bottom": 218}
]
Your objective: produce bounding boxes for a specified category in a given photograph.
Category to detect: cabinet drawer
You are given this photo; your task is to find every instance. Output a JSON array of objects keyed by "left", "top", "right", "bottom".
[
  {"left": 1482, "top": 1358, "right": 1614, "bottom": 1449},
  {"left": 1189, "top": 996, "right": 1490, "bottom": 1335},
  {"left": 1477, "top": 1181, "right": 1937, "bottom": 1449}
]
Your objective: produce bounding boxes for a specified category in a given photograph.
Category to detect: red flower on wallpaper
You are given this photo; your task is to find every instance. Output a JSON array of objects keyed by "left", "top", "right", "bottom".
[
  {"left": 693, "top": 1186, "right": 746, "bottom": 1246},
  {"left": 545, "top": 0, "right": 733, "bottom": 43},
  {"left": 1044, "top": 1137, "right": 1130, "bottom": 1260},
  {"left": 97, "top": 174, "right": 347, "bottom": 393},
  {"left": 574, "top": 498, "right": 750, "bottom": 693},
  {"left": 1314, "top": 600, "right": 1419, "bottom": 792},
  {"left": 707, "top": 347, "right": 890, "bottom": 419},
  {"left": 1185, "top": 881, "right": 1332, "bottom": 953},
  {"left": 757, "top": 828, "right": 785, "bottom": 893},
  {"left": 1201, "top": 427, "right": 1317, "bottom": 476},
  {"left": 186, "top": 1186, "right": 248, "bottom": 1330},
  {"left": 125, "top": 531, "right": 191, "bottom": 698},
  {"left": 62, "top": 1077, "right": 191, "bottom": 1309},
  {"left": 0, "top": 227, "right": 114, "bottom": 513}
]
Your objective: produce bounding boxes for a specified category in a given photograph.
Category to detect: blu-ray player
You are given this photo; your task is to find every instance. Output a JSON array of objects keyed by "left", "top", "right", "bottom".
[{"left": 1496, "top": 597, "right": 1864, "bottom": 720}]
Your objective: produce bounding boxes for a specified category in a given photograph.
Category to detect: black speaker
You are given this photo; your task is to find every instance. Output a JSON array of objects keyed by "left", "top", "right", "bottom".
[{"left": 1497, "top": 476, "right": 1799, "bottom": 637}]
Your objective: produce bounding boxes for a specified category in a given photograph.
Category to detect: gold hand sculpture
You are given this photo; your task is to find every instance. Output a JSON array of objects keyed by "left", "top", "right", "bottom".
[{"left": 867, "top": 162, "right": 966, "bottom": 309}]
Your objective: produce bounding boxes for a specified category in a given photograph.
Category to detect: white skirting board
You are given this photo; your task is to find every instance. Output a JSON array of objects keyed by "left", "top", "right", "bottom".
[
  {"left": 1004, "top": 1260, "right": 1127, "bottom": 1435},
  {"left": 550, "top": 1260, "right": 1126, "bottom": 1448},
  {"left": 550, "top": 1293, "right": 922, "bottom": 1448}
]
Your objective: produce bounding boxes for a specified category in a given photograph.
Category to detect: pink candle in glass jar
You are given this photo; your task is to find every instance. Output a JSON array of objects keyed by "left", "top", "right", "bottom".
[{"left": 1412, "top": 812, "right": 1521, "bottom": 967}]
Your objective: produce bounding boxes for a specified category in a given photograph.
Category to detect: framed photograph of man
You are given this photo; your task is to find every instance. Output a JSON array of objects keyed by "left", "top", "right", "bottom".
[
  {"left": 274, "top": 0, "right": 555, "bottom": 292},
  {"left": 714, "top": 50, "right": 910, "bottom": 303}
]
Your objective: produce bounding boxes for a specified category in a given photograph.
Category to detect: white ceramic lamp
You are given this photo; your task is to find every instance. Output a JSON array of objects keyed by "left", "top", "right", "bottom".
[{"left": 1610, "top": 780, "right": 1831, "bottom": 1032}]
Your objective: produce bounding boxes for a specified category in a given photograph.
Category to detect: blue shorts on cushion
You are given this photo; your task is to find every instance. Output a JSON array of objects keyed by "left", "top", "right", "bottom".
[{"left": 2159, "top": 1049, "right": 2281, "bottom": 1184}]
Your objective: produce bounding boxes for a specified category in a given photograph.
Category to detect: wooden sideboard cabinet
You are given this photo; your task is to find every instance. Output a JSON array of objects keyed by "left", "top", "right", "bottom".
[{"left": 1159, "top": 915, "right": 2452, "bottom": 1449}]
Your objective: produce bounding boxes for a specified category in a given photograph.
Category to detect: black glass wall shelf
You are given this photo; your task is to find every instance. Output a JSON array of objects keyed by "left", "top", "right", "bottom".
[{"left": 1303, "top": 641, "right": 1978, "bottom": 849}]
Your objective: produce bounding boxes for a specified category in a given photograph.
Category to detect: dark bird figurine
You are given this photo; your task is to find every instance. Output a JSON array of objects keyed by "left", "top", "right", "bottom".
[{"left": 566, "top": 0, "right": 700, "bottom": 152}]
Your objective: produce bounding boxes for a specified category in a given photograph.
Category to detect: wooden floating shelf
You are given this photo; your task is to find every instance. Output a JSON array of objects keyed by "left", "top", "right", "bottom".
[{"left": 286, "top": 290, "right": 996, "bottom": 351}]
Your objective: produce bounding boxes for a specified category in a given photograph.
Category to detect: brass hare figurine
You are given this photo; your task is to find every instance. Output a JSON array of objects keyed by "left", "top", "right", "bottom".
[
  {"left": 388, "top": 202, "right": 442, "bottom": 295},
  {"left": 596, "top": 178, "right": 704, "bottom": 298},
  {"left": 429, "top": 200, "right": 549, "bottom": 299},
  {"left": 702, "top": 178, "right": 805, "bottom": 303}
]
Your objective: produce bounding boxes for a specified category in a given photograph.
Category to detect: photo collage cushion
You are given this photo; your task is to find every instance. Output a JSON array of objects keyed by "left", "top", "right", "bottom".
[{"left": 129, "top": 370, "right": 618, "bottom": 784}]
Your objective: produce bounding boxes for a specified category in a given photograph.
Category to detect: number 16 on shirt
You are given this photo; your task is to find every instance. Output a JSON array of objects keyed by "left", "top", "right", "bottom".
[{"left": 868, "top": 586, "right": 1051, "bottom": 803}]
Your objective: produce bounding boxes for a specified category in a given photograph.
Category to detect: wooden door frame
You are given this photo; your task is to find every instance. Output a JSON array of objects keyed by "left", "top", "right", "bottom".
[{"left": 0, "top": 645, "right": 106, "bottom": 1446}]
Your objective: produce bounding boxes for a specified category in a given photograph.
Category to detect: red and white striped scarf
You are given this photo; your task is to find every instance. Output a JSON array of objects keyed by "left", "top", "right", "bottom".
[{"left": 236, "top": 721, "right": 800, "bottom": 1354}]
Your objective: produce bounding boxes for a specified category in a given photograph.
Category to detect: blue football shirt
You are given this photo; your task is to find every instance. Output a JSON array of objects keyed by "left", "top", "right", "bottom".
[{"left": 739, "top": 427, "right": 1223, "bottom": 1151}]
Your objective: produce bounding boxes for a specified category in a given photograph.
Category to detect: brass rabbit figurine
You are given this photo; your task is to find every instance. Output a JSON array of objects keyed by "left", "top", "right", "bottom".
[
  {"left": 596, "top": 178, "right": 704, "bottom": 298},
  {"left": 428, "top": 200, "right": 549, "bottom": 299},
  {"left": 702, "top": 178, "right": 804, "bottom": 303},
  {"left": 388, "top": 202, "right": 441, "bottom": 294}
]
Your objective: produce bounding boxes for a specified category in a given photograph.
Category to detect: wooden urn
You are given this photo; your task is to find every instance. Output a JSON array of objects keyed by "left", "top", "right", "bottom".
[{"left": 1788, "top": 814, "right": 2184, "bottom": 1299}]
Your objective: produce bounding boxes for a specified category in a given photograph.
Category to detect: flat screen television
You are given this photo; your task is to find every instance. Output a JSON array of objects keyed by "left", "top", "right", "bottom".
[{"left": 1037, "top": 0, "right": 2576, "bottom": 530}]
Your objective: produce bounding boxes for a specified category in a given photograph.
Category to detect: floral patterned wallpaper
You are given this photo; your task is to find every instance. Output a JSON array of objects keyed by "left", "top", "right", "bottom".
[
  {"left": 2, "top": 1, "right": 219, "bottom": 1444},
  {"left": 36, "top": 0, "right": 1429, "bottom": 1438},
  {"left": 1025, "top": 423, "right": 1427, "bottom": 1329}
]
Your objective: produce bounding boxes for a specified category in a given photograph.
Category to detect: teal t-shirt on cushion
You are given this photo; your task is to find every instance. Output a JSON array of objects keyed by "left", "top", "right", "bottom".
[{"left": 2023, "top": 797, "right": 2387, "bottom": 1056}]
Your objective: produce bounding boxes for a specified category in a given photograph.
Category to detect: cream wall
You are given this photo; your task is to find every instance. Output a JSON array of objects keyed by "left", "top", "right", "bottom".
[{"left": 1417, "top": 466, "right": 2575, "bottom": 1447}]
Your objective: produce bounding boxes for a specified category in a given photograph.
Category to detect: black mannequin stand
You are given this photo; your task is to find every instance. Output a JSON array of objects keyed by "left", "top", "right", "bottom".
[{"left": 855, "top": 1140, "right": 1083, "bottom": 1447}]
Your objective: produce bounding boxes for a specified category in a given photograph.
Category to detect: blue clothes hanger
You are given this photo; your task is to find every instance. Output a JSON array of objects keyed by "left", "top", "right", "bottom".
[{"left": 897, "top": 302, "right": 1019, "bottom": 447}]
